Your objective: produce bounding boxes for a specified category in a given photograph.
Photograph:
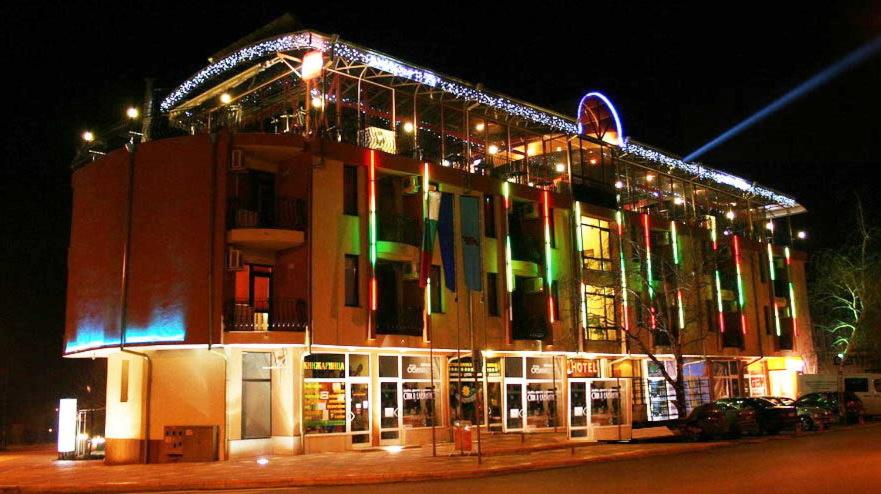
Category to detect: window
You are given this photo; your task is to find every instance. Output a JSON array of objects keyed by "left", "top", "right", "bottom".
[
  {"left": 483, "top": 194, "right": 496, "bottom": 238},
  {"left": 242, "top": 353, "right": 272, "bottom": 439},
  {"left": 486, "top": 273, "right": 499, "bottom": 316},
  {"left": 706, "top": 301, "right": 718, "bottom": 332},
  {"left": 764, "top": 306, "right": 773, "bottom": 335},
  {"left": 548, "top": 208, "right": 556, "bottom": 248},
  {"left": 343, "top": 165, "right": 358, "bottom": 215},
  {"left": 551, "top": 281, "right": 560, "bottom": 320},
  {"left": 345, "top": 255, "right": 359, "bottom": 307},
  {"left": 120, "top": 360, "right": 129, "bottom": 403},
  {"left": 580, "top": 216, "right": 612, "bottom": 271},
  {"left": 586, "top": 285, "right": 617, "bottom": 341},
  {"left": 844, "top": 378, "right": 869, "bottom": 393},
  {"left": 430, "top": 265, "right": 443, "bottom": 313}
]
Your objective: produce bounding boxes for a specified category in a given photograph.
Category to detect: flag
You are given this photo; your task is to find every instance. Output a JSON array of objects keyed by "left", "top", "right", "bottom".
[
  {"left": 438, "top": 192, "right": 457, "bottom": 292},
  {"left": 419, "top": 190, "right": 441, "bottom": 288},
  {"left": 460, "top": 195, "right": 483, "bottom": 291}
]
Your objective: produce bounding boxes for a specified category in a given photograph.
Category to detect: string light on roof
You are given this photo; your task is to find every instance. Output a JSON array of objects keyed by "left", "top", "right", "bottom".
[{"left": 159, "top": 30, "right": 798, "bottom": 208}]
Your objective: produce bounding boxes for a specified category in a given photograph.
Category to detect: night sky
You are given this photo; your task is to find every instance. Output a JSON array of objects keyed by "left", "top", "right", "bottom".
[{"left": 1, "top": 2, "right": 879, "bottom": 434}]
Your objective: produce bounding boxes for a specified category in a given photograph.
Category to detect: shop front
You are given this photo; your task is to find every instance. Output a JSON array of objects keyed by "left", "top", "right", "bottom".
[
  {"left": 503, "top": 356, "right": 562, "bottom": 432},
  {"left": 302, "top": 353, "right": 371, "bottom": 452},
  {"left": 567, "top": 358, "right": 631, "bottom": 441},
  {"left": 378, "top": 355, "right": 442, "bottom": 446}
]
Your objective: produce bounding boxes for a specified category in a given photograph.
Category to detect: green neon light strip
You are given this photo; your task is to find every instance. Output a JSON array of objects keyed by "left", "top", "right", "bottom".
[
  {"left": 503, "top": 182, "right": 513, "bottom": 293},
  {"left": 616, "top": 210, "right": 630, "bottom": 331},
  {"left": 671, "top": 221, "right": 680, "bottom": 265}
]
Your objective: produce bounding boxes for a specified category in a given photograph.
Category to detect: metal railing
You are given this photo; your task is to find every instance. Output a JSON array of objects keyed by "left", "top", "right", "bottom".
[
  {"left": 377, "top": 213, "right": 420, "bottom": 246},
  {"left": 227, "top": 197, "right": 307, "bottom": 230},
  {"left": 224, "top": 298, "right": 307, "bottom": 331},
  {"left": 376, "top": 305, "right": 423, "bottom": 336}
]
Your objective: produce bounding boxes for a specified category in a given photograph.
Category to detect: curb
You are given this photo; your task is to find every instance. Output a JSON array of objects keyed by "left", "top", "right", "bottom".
[{"left": 4, "top": 422, "right": 879, "bottom": 493}]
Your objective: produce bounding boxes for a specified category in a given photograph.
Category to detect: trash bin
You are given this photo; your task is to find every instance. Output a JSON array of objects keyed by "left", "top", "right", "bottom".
[{"left": 453, "top": 420, "right": 472, "bottom": 452}]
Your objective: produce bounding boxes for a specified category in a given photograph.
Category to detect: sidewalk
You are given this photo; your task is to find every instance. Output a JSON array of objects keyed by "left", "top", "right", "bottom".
[{"left": 2, "top": 424, "right": 876, "bottom": 493}]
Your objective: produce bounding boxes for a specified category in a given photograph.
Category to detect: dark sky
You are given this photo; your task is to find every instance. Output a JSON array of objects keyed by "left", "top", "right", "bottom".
[{"left": 1, "top": 2, "right": 879, "bottom": 429}]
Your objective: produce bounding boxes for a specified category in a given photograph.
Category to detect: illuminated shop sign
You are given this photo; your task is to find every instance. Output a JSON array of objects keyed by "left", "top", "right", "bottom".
[
  {"left": 590, "top": 387, "right": 620, "bottom": 400},
  {"left": 567, "top": 359, "right": 599, "bottom": 378},
  {"left": 402, "top": 356, "right": 436, "bottom": 380},
  {"left": 526, "top": 389, "right": 557, "bottom": 402},
  {"left": 402, "top": 388, "right": 435, "bottom": 401},
  {"left": 449, "top": 356, "right": 500, "bottom": 379},
  {"left": 57, "top": 398, "right": 77, "bottom": 454},
  {"left": 526, "top": 357, "right": 555, "bottom": 380},
  {"left": 304, "top": 354, "right": 346, "bottom": 379}
]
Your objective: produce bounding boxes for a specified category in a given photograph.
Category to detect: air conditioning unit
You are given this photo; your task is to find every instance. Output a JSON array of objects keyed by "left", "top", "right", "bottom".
[
  {"left": 358, "top": 127, "right": 397, "bottom": 154},
  {"left": 402, "top": 175, "right": 421, "bottom": 195},
  {"left": 402, "top": 261, "right": 419, "bottom": 280},
  {"left": 230, "top": 149, "right": 245, "bottom": 172},
  {"left": 226, "top": 249, "right": 242, "bottom": 271}
]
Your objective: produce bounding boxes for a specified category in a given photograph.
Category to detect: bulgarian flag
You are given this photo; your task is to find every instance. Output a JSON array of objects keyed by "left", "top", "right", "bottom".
[{"left": 419, "top": 190, "right": 441, "bottom": 288}]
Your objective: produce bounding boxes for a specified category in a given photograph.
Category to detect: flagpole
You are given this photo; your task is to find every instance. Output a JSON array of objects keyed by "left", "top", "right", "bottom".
[{"left": 469, "top": 288, "right": 482, "bottom": 464}]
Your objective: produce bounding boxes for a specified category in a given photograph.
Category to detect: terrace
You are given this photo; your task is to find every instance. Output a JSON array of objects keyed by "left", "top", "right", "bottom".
[{"left": 157, "top": 29, "right": 802, "bottom": 233}]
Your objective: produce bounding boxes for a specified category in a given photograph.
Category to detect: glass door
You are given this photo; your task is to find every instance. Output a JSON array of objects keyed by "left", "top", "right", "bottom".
[
  {"left": 569, "top": 380, "right": 589, "bottom": 439},
  {"left": 504, "top": 383, "right": 524, "bottom": 431},
  {"left": 379, "top": 381, "right": 400, "bottom": 444},
  {"left": 348, "top": 383, "right": 371, "bottom": 446}
]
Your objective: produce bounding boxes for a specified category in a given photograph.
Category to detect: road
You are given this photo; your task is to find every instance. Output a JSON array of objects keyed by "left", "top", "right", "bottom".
[{"left": 182, "top": 425, "right": 881, "bottom": 494}]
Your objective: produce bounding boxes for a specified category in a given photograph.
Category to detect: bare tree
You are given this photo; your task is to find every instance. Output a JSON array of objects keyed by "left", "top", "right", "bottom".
[
  {"left": 811, "top": 199, "right": 880, "bottom": 400},
  {"left": 617, "top": 219, "right": 720, "bottom": 419}
]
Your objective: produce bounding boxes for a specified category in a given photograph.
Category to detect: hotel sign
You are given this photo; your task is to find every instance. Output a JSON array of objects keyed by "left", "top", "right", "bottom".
[{"left": 567, "top": 359, "right": 599, "bottom": 378}]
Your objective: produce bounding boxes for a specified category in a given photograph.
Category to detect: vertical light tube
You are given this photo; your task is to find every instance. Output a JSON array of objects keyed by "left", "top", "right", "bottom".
[
  {"left": 768, "top": 242, "right": 781, "bottom": 336},
  {"left": 671, "top": 220, "right": 685, "bottom": 330},
  {"left": 503, "top": 182, "right": 514, "bottom": 325},
  {"left": 424, "top": 163, "right": 432, "bottom": 316},
  {"left": 707, "top": 215, "right": 725, "bottom": 333},
  {"left": 642, "top": 214, "right": 656, "bottom": 329},
  {"left": 575, "top": 203, "right": 588, "bottom": 332},
  {"left": 615, "top": 210, "right": 630, "bottom": 332},
  {"left": 543, "top": 190, "right": 554, "bottom": 323},
  {"left": 785, "top": 246, "right": 798, "bottom": 337},
  {"left": 369, "top": 150, "right": 377, "bottom": 312},
  {"left": 733, "top": 235, "right": 747, "bottom": 335}
]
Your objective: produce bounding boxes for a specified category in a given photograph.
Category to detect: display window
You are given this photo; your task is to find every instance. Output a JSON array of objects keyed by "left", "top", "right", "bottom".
[
  {"left": 303, "top": 353, "right": 371, "bottom": 445},
  {"left": 645, "top": 360, "right": 679, "bottom": 421},
  {"left": 379, "top": 355, "right": 442, "bottom": 444},
  {"left": 503, "top": 356, "right": 561, "bottom": 431}
]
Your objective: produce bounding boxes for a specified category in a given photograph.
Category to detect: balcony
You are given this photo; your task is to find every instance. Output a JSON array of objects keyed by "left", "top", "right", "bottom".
[
  {"left": 721, "top": 313, "right": 745, "bottom": 348},
  {"left": 376, "top": 213, "right": 420, "bottom": 261},
  {"left": 776, "top": 318, "right": 794, "bottom": 350},
  {"left": 224, "top": 298, "right": 307, "bottom": 331},
  {"left": 227, "top": 197, "right": 306, "bottom": 251},
  {"left": 376, "top": 305, "right": 423, "bottom": 337}
]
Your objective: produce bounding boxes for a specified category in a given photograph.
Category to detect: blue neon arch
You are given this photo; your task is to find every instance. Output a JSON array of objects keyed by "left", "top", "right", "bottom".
[{"left": 576, "top": 91, "right": 624, "bottom": 147}]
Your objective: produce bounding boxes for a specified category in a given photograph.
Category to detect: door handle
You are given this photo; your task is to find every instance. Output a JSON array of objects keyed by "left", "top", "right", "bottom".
[{"left": 347, "top": 411, "right": 355, "bottom": 422}]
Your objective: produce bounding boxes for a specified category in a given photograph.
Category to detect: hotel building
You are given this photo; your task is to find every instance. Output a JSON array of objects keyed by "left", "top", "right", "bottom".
[{"left": 64, "top": 27, "right": 814, "bottom": 464}]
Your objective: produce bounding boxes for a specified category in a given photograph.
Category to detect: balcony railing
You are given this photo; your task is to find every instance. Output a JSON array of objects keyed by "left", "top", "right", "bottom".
[
  {"left": 224, "top": 298, "right": 307, "bottom": 331},
  {"left": 376, "top": 305, "right": 423, "bottom": 336},
  {"left": 377, "top": 213, "right": 421, "bottom": 246},
  {"left": 227, "top": 197, "right": 307, "bottom": 231}
]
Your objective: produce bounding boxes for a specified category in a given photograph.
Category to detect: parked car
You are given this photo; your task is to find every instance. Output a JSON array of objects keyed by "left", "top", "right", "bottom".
[
  {"left": 796, "top": 391, "right": 865, "bottom": 423},
  {"left": 680, "top": 404, "right": 726, "bottom": 440},
  {"left": 763, "top": 396, "right": 835, "bottom": 431},
  {"left": 680, "top": 402, "right": 759, "bottom": 440},
  {"left": 716, "top": 397, "right": 798, "bottom": 434}
]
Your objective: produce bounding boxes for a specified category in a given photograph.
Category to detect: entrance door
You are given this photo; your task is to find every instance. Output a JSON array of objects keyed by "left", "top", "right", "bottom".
[
  {"left": 486, "top": 382, "right": 503, "bottom": 432},
  {"left": 504, "top": 383, "right": 524, "bottom": 431},
  {"left": 348, "top": 383, "right": 371, "bottom": 446},
  {"left": 569, "top": 380, "right": 590, "bottom": 439},
  {"left": 379, "top": 381, "right": 400, "bottom": 444}
]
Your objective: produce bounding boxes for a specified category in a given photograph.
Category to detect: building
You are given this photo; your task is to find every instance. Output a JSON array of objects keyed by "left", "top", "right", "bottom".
[{"left": 64, "top": 26, "right": 815, "bottom": 464}]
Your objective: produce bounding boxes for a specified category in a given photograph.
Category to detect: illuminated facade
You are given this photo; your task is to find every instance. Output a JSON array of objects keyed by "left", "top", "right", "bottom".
[{"left": 64, "top": 28, "right": 814, "bottom": 464}]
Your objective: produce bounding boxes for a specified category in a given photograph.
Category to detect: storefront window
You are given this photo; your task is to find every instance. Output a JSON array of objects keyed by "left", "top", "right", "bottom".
[
  {"left": 303, "top": 353, "right": 371, "bottom": 439},
  {"left": 526, "top": 383, "right": 557, "bottom": 428},
  {"left": 712, "top": 361, "right": 742, "bottom": 399},
  {"left": 590, "top": 381, "right": 622, "bottom": 426},
  {"left": 402, "top": 382, "right": 436, "bottom": 427},
  {"left": 646, "top": 360, "right": 678, "bottom": 421},
  {"left": 303, "top": 381, "right": 347, "bottom": 434}
]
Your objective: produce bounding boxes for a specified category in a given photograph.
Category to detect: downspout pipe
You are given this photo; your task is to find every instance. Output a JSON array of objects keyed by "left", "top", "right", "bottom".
[{"left": 119, "top": 139, "right": 152, "bottom": 464}]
